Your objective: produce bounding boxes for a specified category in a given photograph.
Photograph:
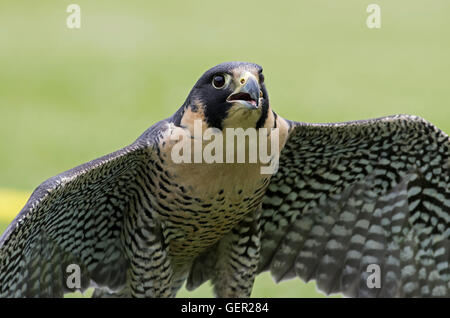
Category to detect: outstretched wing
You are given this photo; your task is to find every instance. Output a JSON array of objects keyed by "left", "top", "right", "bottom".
[
  {"left": 259, "top": 115, "right": 450, "bottom": 297},
  {"left": 0, "top": 124, "right": 164, "bottom": 297}
]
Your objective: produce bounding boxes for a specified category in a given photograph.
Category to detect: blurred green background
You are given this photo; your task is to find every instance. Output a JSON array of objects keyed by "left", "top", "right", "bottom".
[{"left": 0, "top": 0, "right": 449, "bottom": 297}]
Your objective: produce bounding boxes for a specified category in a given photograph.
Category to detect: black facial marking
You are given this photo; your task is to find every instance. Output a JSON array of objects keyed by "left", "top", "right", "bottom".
[
  {"left": 177, "top": 62, "right": 269, "bottom": 130},
  {"left": 172, "top": 104, "right": 187, "bottom": 126},
  {"left": 255, "top": 97, "right": 269, "bottom": 129},
  {"left": 259, "top": 72, "right": 265, "bottom": 84}
]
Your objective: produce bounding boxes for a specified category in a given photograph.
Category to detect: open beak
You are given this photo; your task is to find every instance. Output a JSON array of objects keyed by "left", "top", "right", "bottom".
[{"left": 227, "top": 74, "right": 260, "bottom": 109}]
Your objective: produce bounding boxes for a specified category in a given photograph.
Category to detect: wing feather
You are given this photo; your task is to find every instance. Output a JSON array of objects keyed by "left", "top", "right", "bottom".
[
  {"left": 259, "top": 115, "right": 450, "bottom": 297},
  {"left": 0, "top": 123, "right": 165, "bottom": 297}
]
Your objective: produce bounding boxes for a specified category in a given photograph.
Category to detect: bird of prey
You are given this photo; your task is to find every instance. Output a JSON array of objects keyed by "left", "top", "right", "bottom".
[{"left": 0, "top": 62, "right": 449, "bottom": 298}]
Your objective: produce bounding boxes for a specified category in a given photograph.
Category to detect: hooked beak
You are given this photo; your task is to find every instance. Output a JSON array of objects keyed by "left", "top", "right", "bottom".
[{"left": 227, "top": 74, "right": 261, "bottom": 109}]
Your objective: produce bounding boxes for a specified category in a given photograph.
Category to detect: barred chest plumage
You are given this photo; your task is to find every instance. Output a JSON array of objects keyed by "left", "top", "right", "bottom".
[
  {"left": 134, "top": 110, "right": 290, "bottom": 267},
  {"left": 149, "top": 157, "right": 271, "bottom": 265}
]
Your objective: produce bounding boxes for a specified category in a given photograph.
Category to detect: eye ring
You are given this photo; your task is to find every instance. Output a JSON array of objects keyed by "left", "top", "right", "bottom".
[{"left": 212, "top": 74, "right": 226, "bottom": 89}]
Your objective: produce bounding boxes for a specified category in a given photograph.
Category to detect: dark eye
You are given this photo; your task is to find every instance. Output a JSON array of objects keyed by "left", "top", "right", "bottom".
[{"left": 212, "top": 74, "right": 226, "bottom": 89}]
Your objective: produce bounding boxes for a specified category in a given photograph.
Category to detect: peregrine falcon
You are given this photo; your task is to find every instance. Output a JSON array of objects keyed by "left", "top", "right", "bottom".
[{"left": 0, "top": 62, "right": 449, "bottom": 298}]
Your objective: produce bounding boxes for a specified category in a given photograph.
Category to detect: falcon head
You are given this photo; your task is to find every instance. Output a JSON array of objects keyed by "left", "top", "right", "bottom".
[{"left": 176, "top": 62, "right": 270, "bottom": 130}]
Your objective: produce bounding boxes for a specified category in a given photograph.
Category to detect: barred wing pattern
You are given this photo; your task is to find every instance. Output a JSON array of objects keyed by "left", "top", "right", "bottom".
[
  {"left": 0, "top": 136, "right": 155, "bottom": 297},
  {"left": 259, "top": 115, "right": 450, "bottom": 297}
]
